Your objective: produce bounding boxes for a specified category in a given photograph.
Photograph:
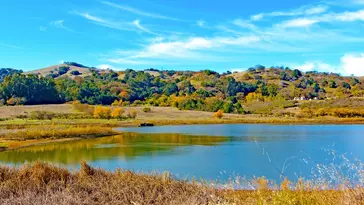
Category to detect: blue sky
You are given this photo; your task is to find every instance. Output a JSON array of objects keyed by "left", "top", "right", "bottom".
[{"left": 1, "top": 0, "right": 364, "bottom": 75}]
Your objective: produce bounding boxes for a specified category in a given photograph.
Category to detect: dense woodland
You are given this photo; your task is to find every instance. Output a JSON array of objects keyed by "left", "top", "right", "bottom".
[{"left": 1, "top": 63, "right": 364, "bottom": 116}]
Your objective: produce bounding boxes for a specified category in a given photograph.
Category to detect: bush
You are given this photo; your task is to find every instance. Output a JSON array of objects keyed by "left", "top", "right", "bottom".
[
  {"left": 213, "top": 110, "right": 224, "bottom": 119},
  {"left": 29, "top": 111, "right": 56, "bottom": 120},
  {"left": 70, "top": 70, "right": 81, "bottom": 76},
  {"left": 6, "top": 97, "right": 26, "bottom": 106},
  {"left": 133, "top": 100, "right": 143, "bottom": 106},
  {"left": 72, "top": 101, "right": 94, "bottom": 115},
  {"left": 143, "top": 107, "right": 152, "bottom": 113},
  {"left": 58, "top": 66, "right": 70, "bottom": 75},
  {"left": 127, "top": 110, "right": 137, "bottom": 119},
  {"left": 111, "top": 108, "right": 125, "bottom": 120},
  {"left": 93, "top": 106, "right": 111, "bottom": 119},
  {"left": 111, "top": 100, "right": 123, "bottom": 107}
]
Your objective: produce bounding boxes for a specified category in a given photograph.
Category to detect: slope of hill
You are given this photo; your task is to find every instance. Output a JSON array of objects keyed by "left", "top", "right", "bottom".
[
  {"left": 1, "top": 64, "right": 364, "bottom": 117},
  {"left": 26, "top": 64, "right": 93, "bottom": 78}
]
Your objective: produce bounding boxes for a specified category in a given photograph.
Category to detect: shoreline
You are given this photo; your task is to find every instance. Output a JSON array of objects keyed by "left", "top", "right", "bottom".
[{"left": 1, "top": 117, "right": 364, "bottom": 151}]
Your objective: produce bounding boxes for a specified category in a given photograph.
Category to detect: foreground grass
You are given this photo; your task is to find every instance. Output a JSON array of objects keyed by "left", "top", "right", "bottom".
[
  {"left": 0, "top": 162, "right": 221, "bottom": 205},
  {"left": 0, "top": 162, "right": 362, "bottom": 205}
]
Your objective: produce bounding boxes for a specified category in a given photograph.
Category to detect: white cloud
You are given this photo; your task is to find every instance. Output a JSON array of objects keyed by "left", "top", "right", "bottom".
[
  {"left": 73, "top": 11, "right": 137, "bottom": 32},
  {"left": 251, "top": 5, "right": 328, "bottom": 21},
  {"left": 80, "top": 13, "right": 107, "bottom": 23},
  {"left": 197, "top": 20, "right": 205, "bottom": 27},
  {"left": 341, "top": 53, "right": 364, "bottom": 76},
  {"left": 251, "top": 14, "right": 264, "bottom": 21},
  {"left": 104, "top": 35, "right": 260, "bottom": 65},
  {"left": 230, "top": 68, "right": 246, "bottom": 72},
  {"left": 50, "top": 20, "right": 75, "bottom": 32},
  {"left": 106, "top": 58, "right": 146, "bottom": 65},
  {"left": 305, "top": 5, "right": 329, "bottom": 15},
  {"left": 97, "top": 64, "right": 124, "bottom": 70},
  {"left": 39, "top": 26, "right": 47, "bottom": 32},
  {"left": 132, "top": 19, "right": 156, "bottom": 35},
  {"left": 279, "top": 9, "right": 364, "bottom": 28},
  {"left": 233, "top": 19, "right": 257, "bottom": 30},
  {"left": 290, "top": 53, "right": 364, "bottom": 76},
  {"left": 293, "top": 61, "right": 336, "bottom": 72},
  {"left": 279, "top": 18, "right": 318, "bottom": 28},
  {"left": 333, "top": 10, "right": 364, "bottom": 21},
  {"left": 0, "top": 42, "right": 22, "bottom": 49},
  {"left": 101, "top": 1, "right": 180, "bottom": 21},
  {"left": 74, "top": 11, "right": 157, "bottom": 34}
]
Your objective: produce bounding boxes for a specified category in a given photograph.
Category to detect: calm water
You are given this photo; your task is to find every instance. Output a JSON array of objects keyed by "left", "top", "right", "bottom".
[{"left": 0, "top": 124, "right": 363, "bottom": 182}]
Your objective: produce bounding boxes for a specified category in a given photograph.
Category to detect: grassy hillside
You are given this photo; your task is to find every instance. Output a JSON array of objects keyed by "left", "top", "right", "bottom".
[
  {"left": 1, "top": 63, "right": 364, "bottom": 118},
  {"left": 25, "top": 63, "right": 93, "bottom": 79}
]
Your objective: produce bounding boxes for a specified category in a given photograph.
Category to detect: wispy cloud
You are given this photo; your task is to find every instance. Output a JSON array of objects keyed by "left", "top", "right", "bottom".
[
  {"left": 73, "top": 11, "right": 157, "bottom": 34},
  {"left": 101, "top": 1, "right": 180, "bottom": 21},
  {"left": 104, "top": 35, "right": 260, "bottom": 66},
  {"left": 0, "top": 42, "right": 23, "bottom": 49},
  {"left": 251, "top": 5, "right": 329, "bottom": 21},
  {"left": 233, "top": 19, "right": 258, "bottom": 30},
  {"left": 278, "top": 18, "right": 318, "bottom": 28},
  {"left": 50, "top": 20, "right": 75, "bottom": 32},
  {"left": 277, "top": 9, "right": 364, "bottom": 28},
  {"left": 132, "top": 19, "right": 157, "bottom": 35},
  {"left": 197, "top": 20, "right": 206, "bottom": 27},
  {"left": 39, "top": 26, "right": 47, "bottom": 32}
]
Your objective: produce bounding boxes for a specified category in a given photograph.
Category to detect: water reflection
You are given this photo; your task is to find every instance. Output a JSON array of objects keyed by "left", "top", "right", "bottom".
[{"left": 0, "top": 133, "right": 230, "bottom": 165}]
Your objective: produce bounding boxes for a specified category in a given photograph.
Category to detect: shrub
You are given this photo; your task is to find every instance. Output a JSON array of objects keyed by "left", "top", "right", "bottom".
[
  {"left": 6, "top": 97, "right": 26, "bottom": 106},
  {"left": 133, "top": 100, "right": 143, "bottom": 106},
  {"left": 111, "top": 100, "right": 123, "bottom": 107},
  {"left": 111, "top": 108, "right": 125, "bottom": 120},
  {"left": 70, "top": 70, "right": 81, "bottom": 75},
  {"left": 58, "top": 66, "right": 70, "bottom": 75},
  {"left": 213, "top": 110, "right": 224, "bottom": 119},
  {"left": 72, "top": 101, "right": 94, "bottom": 115},
  {"left": 93, "top": 106, "right": 111, "bottom": 119},
  {"left": 143, "top": 107, "right": 152, "bottom": 113},
  {"left": 29, "top": 111, "right": 56, "bottom": 120},
  {"left": 128, "top": 110, "right": 137, "bottom": 119}
]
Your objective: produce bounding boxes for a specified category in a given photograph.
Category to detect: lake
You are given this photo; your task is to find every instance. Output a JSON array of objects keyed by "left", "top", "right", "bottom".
[{"left": 0, "top": 124, "right": 363, "bottom": 183}]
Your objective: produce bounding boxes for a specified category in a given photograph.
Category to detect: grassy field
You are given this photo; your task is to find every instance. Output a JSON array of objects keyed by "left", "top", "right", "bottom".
[
  {"left": 1, "top": 104, "right": 364, "bottom": 124},
  {"left": 0, "top": 162, "right": 361, "bottom": 204}
]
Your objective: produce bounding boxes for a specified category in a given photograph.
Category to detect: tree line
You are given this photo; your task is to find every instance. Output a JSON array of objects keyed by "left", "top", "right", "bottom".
[{"left": 0, "top": 65, "right": 363, "bottom": 114}]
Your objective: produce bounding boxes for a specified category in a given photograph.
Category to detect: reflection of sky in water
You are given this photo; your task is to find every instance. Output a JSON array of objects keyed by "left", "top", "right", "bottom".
[{"left": 0, "top": 124, "right": 363, "bottom": 182}]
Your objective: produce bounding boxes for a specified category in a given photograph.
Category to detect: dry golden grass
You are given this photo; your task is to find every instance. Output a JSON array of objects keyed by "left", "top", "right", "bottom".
[
  {"left": 0, "top": 125, "right": 117, "bottom": 141},
  {"left": 0, "top": 162, "right": 362, "bottom": 205},
  {"left": 1, "top": 105, "right": 364, "bottom": 128},
  {"left": 25, "top": 63, "right": 92, "bottom": 78},
  {"left": 0, "top": 162, "right": 222, "bottom": 205},
  {"left": 0, "top": 104, "right": 74, "bottom": 118}
]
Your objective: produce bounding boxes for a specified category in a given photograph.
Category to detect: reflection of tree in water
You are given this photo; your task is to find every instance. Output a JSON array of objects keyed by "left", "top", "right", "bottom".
[{"left": 0, "top": 133, "right": 230, "bottom": 165}]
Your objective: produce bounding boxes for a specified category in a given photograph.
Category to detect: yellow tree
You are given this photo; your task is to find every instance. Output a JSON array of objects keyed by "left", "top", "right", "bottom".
[
  {"left": 111, "top": 108, "right": 125, "bottom": 120},
  {"left": 93, "top": 106, "right": 111, "bottom": 119},
  {"left": 213, "top": 110, "right": 224, "bottom": 119}
]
